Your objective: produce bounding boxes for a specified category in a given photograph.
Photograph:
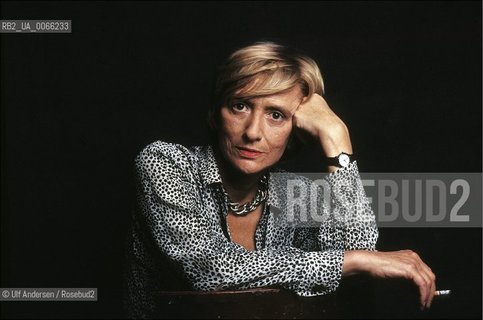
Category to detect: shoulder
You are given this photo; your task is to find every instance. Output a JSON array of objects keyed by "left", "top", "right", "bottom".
[
  {"left": 136, "top": 140, "right": 194, "bottom": 164},
  {"left": 134, "top": 141, "right": 203, "bottom": 207},
  {"left": 133, "top": 140, "right": 202, "bottom": 182},
  {"left": 134, "top": 140, "right": 202, "bottom": 172}
]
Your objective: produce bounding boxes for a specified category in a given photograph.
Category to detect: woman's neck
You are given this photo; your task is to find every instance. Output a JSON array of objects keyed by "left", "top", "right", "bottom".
[{"left": 215, "top": 150, "right": 266, "bottom": 204}]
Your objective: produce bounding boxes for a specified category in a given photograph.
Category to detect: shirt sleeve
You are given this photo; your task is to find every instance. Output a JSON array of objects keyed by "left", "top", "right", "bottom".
[
  {"left": 294, "top": 162, "right": 379, "bottom": 252},
  {"left": 134, "top": 141, "right": 343, "bottom": 297}
]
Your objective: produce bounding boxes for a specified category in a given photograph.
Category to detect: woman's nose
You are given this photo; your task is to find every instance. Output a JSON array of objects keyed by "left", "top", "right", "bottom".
[{"left": 243, "top": 114, "right": 263, "bottom": 142}]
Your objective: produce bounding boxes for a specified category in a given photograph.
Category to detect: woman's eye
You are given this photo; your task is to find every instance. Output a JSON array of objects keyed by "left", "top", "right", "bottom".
[
  {"left": 232, "top": 103, "right": 247, "bottom": 112},
  {"left": 270, "top": 111, "right": 284, "bottom": 121}
]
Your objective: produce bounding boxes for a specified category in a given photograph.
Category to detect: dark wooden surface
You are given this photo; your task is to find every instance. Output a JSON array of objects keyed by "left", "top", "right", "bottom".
[
  {"left": 154, "top": 287, "right": 337, "bottom": 319},
  {"left": 152, "top": 276, "right": 456, "bottom": 319}
]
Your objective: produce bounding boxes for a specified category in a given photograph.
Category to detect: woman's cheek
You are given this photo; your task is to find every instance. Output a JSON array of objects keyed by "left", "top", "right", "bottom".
[{"left": 271, "top": 125, "right": 292, "bottom": 149}]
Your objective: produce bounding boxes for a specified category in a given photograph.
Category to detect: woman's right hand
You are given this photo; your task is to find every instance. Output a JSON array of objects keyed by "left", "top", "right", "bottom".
[{"left": 343, "top": 250, "right": 437, "bottom": 309}]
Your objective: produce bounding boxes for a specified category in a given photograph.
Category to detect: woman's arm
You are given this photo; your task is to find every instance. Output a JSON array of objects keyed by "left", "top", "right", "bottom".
[
  {"left": 293, "top": 94, "right": 436, "bottom": 309},
  {"left": 292, "top": 93, "right": 352, "bottom": 172},
  {"left": 290, "top": 94, "right": 378, "bottom": 251}
]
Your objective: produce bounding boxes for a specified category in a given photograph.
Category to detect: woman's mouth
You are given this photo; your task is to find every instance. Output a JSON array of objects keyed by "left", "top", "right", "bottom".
[{"left": 235, "top": 146, "right": 264, "bottom": 159}]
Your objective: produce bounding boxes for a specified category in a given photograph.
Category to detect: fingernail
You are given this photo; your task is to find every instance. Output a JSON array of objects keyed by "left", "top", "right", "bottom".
[{"left": 421, "top": 301, "right": 428, "bottom": 310}]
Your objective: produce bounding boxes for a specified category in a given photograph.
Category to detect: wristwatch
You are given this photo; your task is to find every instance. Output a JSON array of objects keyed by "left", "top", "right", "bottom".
[{"left": 326, "top": 152, "right": 353, "bottom": 168}]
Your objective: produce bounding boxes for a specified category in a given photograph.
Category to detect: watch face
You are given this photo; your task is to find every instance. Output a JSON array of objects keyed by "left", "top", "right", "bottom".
[{"left": 339, "top": 154, "right": 350, "bottom": 167}]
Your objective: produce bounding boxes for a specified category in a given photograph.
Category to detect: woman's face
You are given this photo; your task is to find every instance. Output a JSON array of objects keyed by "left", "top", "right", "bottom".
[{"left": 218, "top": 86, "right": 303, "bottom": 176}]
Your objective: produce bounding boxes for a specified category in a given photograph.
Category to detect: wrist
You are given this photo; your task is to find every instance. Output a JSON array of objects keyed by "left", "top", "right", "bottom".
[
  {"left": 326, "top": 152, "right": 353, "bottom": 170},
  {"left": 318, "top": 123, "right": 352, "bottom": 157},
  {"left": 342, "top": 250, "right": 371, "bottom": 277}
]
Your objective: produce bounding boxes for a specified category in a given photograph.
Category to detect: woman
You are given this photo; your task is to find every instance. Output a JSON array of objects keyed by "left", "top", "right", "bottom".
[{"left": 124, "top": 42, "right": 436, "bottom": 318}]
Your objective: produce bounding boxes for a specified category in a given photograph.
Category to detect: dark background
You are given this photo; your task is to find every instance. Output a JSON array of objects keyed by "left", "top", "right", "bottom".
[{"left": 1, "top": 1, "right": 481, "bottom": 318}]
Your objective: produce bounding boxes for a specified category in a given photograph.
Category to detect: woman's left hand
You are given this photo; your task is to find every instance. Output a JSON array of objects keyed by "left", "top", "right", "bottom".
[{"left": 292, "top": 93, "right": 353, "bottom": 159}]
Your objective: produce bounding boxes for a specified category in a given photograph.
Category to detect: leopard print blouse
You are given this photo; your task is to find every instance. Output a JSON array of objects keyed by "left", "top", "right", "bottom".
[{"left": 124, "top": 141, "right": 378, "bottom": 318}]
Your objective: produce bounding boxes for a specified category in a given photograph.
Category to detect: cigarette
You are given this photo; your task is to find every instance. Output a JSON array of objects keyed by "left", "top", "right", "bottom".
[{"left": 434, "top": 290, "right": 451, "bottom": 296}]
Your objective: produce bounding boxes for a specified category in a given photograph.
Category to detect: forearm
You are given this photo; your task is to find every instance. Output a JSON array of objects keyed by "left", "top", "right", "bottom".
[
  {"left": 209, "top": 248, "right": 343, "bottom": 296},
  {"left": 318, "top": 122, "right": 353, "bottom": 173},
  {"left": 293, "top": 93, "right": 353, "bottom": 173},
  {"left": 318, "top": 122, "right": 352, "bottom": 156},
  {"left": 317, "top": 160, "right": 378, "bottom": 251}
]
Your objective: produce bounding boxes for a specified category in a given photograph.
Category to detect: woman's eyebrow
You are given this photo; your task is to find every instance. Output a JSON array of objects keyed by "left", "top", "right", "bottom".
[
  {"left": 231, "top": 97, "right": 253, "bottom": 107},
  {"left": 265, "top": 105, "right": 290, "bottom": 114}
]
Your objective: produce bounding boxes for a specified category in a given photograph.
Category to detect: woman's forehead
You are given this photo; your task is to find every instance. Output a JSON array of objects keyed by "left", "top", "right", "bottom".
[
  {"left": 232, "top": 70, "right": 302, "bottom": 98},
  {"left": 233, "top": 85, "right": 303, "bottom": 102}
]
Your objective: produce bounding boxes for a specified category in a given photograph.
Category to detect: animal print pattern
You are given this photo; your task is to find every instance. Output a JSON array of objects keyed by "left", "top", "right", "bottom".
[{"left": 123, "top": 141, "right": 378, "bottom": 318}]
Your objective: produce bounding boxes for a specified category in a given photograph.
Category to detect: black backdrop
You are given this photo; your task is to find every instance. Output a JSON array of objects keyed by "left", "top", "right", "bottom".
[{"left": 1, "top": 1, "right": 481, "bottom": 318}]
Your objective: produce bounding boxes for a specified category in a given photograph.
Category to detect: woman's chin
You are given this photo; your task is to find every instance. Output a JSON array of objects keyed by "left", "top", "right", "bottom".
[{"left": 229, "top": 159, "right": 270, "bottom": 176}]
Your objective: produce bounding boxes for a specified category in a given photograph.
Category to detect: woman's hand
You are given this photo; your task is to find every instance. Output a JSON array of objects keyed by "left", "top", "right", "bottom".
[
  {"left": 343, "top": 250, "right": 437, "bottom": 309},
  {"left": 292, "top": 93, "right": 353, "bottom": 159}
]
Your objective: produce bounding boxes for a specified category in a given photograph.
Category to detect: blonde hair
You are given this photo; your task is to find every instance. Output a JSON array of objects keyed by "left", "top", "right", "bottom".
[{"left": 208, "top": 42, "right": 325, "bottom": 129}]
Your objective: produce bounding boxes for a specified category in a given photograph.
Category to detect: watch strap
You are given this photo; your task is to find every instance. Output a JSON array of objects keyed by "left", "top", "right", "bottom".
[{"left": 326, "top": 152, "right": 353, "bottom": 167}]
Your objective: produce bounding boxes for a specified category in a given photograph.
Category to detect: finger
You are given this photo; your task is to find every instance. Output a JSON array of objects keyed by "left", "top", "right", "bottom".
[
  {"left": 426, "top": 269, "right": 437, "bottom": 308},
  {"left": 413, "top": 257, "right": 436, "bottom": 308},
  {"left": 409, "top": 270, "right": 428, "bottom": 309},
  {"left": 407, "top": 261, "right": 434, "bottom": 310},
  {"left": 422, "top": 270, "right": 435, "bottom": 309},
  {"left": 417, "top": 264, "right": 434, "bottom": 309},
  {"left": 427, "top": 277, "right": 436, "bottom": 308},
  {"left": 406, "top": 251, "right": 434, "bottom": 309},
  {"left": 421, "top": 269, "right": 434, "bottom": 309}
]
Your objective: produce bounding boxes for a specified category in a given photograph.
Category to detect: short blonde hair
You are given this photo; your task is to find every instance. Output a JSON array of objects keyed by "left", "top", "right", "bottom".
[{"left": 208, "top": 42, "right": 325, "bottom": 129}]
